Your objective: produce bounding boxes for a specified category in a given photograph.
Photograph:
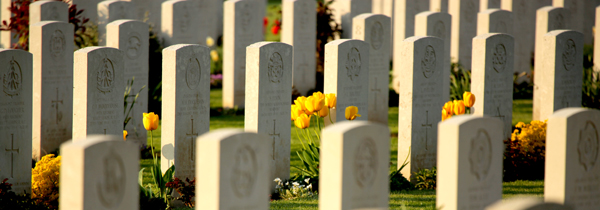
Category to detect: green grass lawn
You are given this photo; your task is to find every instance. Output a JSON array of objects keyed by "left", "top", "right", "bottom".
[{"left": 141, "top": 88, "right": 538, "bottom": 209}]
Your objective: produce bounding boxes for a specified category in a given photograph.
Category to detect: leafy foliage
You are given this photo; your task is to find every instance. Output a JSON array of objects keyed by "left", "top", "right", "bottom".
[
  {"left": 0, "top": 179, "right": 50, "bottom": 210},
  {"left": 504, "top": 120, "right": 547, "bottom": 181},
  {"left": 314, "top": 0, "right": 342, "bottom": 92},
  {"left": 31, "top": 154, "right": 61, "bottom": 209},
  {"left": 413, "top": 167, "right": 436, "bottom": 190},
  {"left": 139, "top": 159, "right": 174, "bottom": 207},
  {"left": 123, "top": 78, "right": 146, "bottom": 131},
  {"left": 165, "top": 178, "right": 195, "bottom": 208},
  {"left": 272, "top": 177, "right": 315, "bottom": 200},
  {"left": 390, "top": 149, "right": 412, "bottom": 191},
  {"left": 449, "top": 63, "right": 471, "bottom": 101},
  {"left": 582, "top": 66, "right": 600, "bottom": 110}
]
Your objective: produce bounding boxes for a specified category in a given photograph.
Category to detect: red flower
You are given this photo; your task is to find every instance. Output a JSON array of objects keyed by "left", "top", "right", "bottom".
[
  {"left": 263, "top": 17, "right": 268, "bottom": 27},
  {"left": 271, "top": 25, "right": 281, "bottom": 35}
]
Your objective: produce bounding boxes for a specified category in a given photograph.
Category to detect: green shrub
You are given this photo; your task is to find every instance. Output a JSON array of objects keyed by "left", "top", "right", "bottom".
[
  {"left": 0, "top": 179, "right": 49, "bottom": 210},
  {"left": 165, "top": 178, "right": 195, "bottom": 208},
  {"left": 390, "top": 150, "right": 412, "bottom": 191},
  {"left": 450, "top": 63, "right": 471, "bottom": 101},
  {"left": 272, "top": 177, "right": 315, "bottom": 200},
  {"left": 413, "top": 167, "right": 436, "bottom": 190}
]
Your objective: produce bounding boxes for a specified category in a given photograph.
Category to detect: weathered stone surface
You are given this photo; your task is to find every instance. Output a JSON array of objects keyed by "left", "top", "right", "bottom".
[
  {"left": 30, "top": 21, "right": 74, "bottom": 160},
  {"left": 545, "top": 108, "right": 600, "bottom": 209},
  {"left": 72, "top": 47, "right": 125, "bottom": 140},
  {"left": 70, "top": 0, "right": 104, "bottom": 22},
  {"left": 59, "top": 135, "right": 139, "bottom": 210},
  {"left": 398, "top": 36, "right": 445, "bottom": 180},
  {"left": 319, "top": 121, "right": 390, "bottom": 210},
  {"left": 533, "top": 30, "right": 582, "bottom": 121},
  {"left": 324, "top": 39, "right": 370, "bottom": 123},
  {"left": 415, "top": 11, "right": 452, "bottom": 101},
  {"left": 196, "top": 129, "right": 270, "bottom": 210},
  {"left": 552, "top": 0, "right": 586, "bottom": 43},
  {"left": 486, "top": 197, "right": 573, "bottom": 210},
  {"left": 281, "top": 0, "right": 316, "bottom": 96},
  {"left": 480, "top": 0, "right": 501, "bottom": 11},
  {"left": 0, "top": 49, "right": 32, "bottom": 194},
  {"left": 244, "top": 42, "right": 292, "bottom": 187},
  {"left": 430, "top": 0, "right": 449, "bottom": 12},
  {"left": 124, "top": 0, "right": 167, "bottom": 33},
  {"left": 471, "top": 33, "right": 514, "bottom": 140},
  {"left": 98, "top": 0, "right": 135, "bottom": 46},
  {"left": 437, "top": 115, "right": 504, "bottom": 210},
  {"left": 195, "top": 0, "right": 221, "bottom": 45},
  {"left": 330, "top": 0, "right": 372, "bottom": 39},
  {"left": 449, "top": 0, "right": 479, "bottom": 69},
  {"left": 161, "top": 0, "right": 199, "bottom": 46},
  {"left": 29, "top": 0, "right": 69, "bottom": 25},
  {"left": 107, "top": 20, "right": 149, "bottom": 146},
  {"left": 222, "top": 0, "right": 262, "bottom": 108},
  {"left": 161, "top": 44, "right": 211, "bottom": 179},
  {"left": 353, "top": 14, "right": 390, "bottom": 125},
  {"left": 477, "top": 9, "right": 513, "bottom": 35}
]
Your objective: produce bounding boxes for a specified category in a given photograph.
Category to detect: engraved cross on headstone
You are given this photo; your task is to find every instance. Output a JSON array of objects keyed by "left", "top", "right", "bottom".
[
  {"left": 370, "top": 77, "right": 381, "bottom": 110},
  {"left": 186, "top": 117, "right": 198, "bottom": 161},
  {"left": 51, "top": 88, "right": 63, "bottom": 124},
  {"left": 5, "top": 134, "right": 19, "bottom": 178},
  {"left": 493, "top": 106, "right": 505, "bottom": 122},
  {"left": 422, "top": 111, "right": 433, "bottom": 150},
  {"left": 268, "top": 119, "right": 280, "bottom": 160}
]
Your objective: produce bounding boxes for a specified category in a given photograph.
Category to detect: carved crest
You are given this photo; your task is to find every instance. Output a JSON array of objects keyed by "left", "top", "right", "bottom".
[
  {"left": 48, "top": 5, "right": 59, "bottom": 20},
  {"left": 433, "top": 21, "right": 445, "bottom": 39},
  {"left": 354, "top": 138, "right": 378, "bottom": 188},
  {"left": 421, "top": 45, "right": 436, "bottom": 78},
  {"left": 268, "top": 52, "right": 284, "bottom": 83},
  {"left": 126, "top": 32, "right": 141, "bottom": 59},
  {"left": 554, "top": 14, "right": 565, "bottom": 30},
  {"left": 562, "top": 39, "right": 576, "bottom": 71},
  {"left": 3, "top": 57, "right": 22, "bottom": 97},
  {"left": 185, "top": 57, "right": 201, "bottom": 89},
  {"left": 345, "top": 47, "right": 362, "bottom": 81},
  {"left": 50, "top": 30, "right": 65, "bottom": 59},
  {"left": 469, "top": 129, "right": 492, "bottom": 181},
  {"left": 231, "top": 145, "right": 257, "bottom": 198},
  {"left": 578, "top": 121, "right": 599, "bottom": 171},
  {"left": 97, "top": 150, "right": 126, "bottom": 208},
  {"left": 96, "top": 57, "right": 115, "bottom": 94},
  {"left": 370, "top": 21, "right": 383, "bottom": 50},
  {"left": 492, "top": 44, "right": 507, "bottom": 73}
]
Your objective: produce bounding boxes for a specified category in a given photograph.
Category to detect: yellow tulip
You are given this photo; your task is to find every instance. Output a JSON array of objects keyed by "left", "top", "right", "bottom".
[
  {"left": 291, "top": 104, "right": 304, "bottom": 121},
  {"left": 143, "top": 112, "right": 159, "bottom": 131},
  {"left": 442, "top": 109, "right": 451, "bottom": 121},
  {"left": 206, "top": 36, "right": 215, "bottom": 47},
  {"left": 210, "top": 50, "right": 219, "bottom": 62},
  {"left": 325, "top": 93, "right": 336, "bottom": 108},
  {"left": 294, "top": 96, "right": 307, "bottom": 111},
  {"left": 294, "top": 113, "right": 311, "bottom": 129},
  {"left": 305, "top": 95, "right": 325, "bottom": 112},
  {"left": 345, "top": 106, "right": 361, "bottom": 120},
  {"left": 453, "top": 100, "right": 465, "bottom": 115},
  {"left": 312, "top": 92, "right": 325, "bottom": 101},
  {"left": 443, "top": 101, "right": 453, "bottom": 115},
  {"left": 123, "top": 130, "right": 127, "bottom": 141},
  {"left": 463, "top": 92, "right": 475, "bottom": 108},
  {"left": 318, "top": 106, "right": 329, "bottom": 117}
]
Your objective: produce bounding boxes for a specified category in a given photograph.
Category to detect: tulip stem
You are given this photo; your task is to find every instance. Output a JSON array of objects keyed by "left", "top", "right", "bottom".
[
  {"left": 328, "top": 108, "right": 334, "bottom": 124},
  {"left": 149, "top": 130, "right": 155, "bottom": 159},
  {"left": 295, "top": 127, "right": 307, "bottom": 150}
]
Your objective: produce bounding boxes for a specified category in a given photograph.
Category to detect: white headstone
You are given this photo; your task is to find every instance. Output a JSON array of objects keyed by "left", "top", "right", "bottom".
[
  {"left": 0, "top": 0, "right": 18, "bottom": 49},
  {"left": 98, "top": 0, "right": 135, "bottom": 46},
  {"left": 583, "top": 0, "right": 600, "bottom": 45},
  {"left": 222, "top": 0, "right": 262, "bottom": 108},
  {"left": 161, "top": 44, "right": 210, "bottom": 180},
  {"left": 30, "top": 21, "right": 74, "bottom": 160},
  {"left": 595, "top": 6, "right": 600, "bottom": 74},
  {"left": 124, "top": 0, "right": 167, "bottom": 33},
  {"left": 330, "top": 0, "right": 372, "bottom": 39},
  {"left": 477, "top": 9, "right": 513, "bottom": 35},
  {"left": 437, "top": 115, "right": 504, "bottom": 210},
  {"left": 195, "top": 129, "right": 270, "bottom": 209},
  {"left": 398, "top": 36, "right": 445, "bottom": 180},
  {"left": 161, "top": 0, "right": 199, "bottom": 46},
  {"left": 353, "top": 13, "right": 390, "bottom": 125},
  {"left": 480, "top": 0, "right": 501, "bottom": 11},
  {"left": 72, "top": 47, "right": 125, "bottom": 140},
  {"left": 545, "top": 108, "right": 600, "bottom": 209},
  {"left": 282, "top": 0, "right": 317, "bottom": 96},
  {"left": 107, "top": 20, "right": 149, "bottom": 146},
  {"left": 0, "top": 49, "right": 32, "bottom": 194},
  {"left": 195, "top": 0, "right": 220, "bottom": 45},
  {"left": 431, "top": 0, "right": 449, "bottom": 12},
  {"left": 245, "top": 42, "right": 292, "bottom": 186},
  {"left": 324, "top": 39, "right": 370, "bottom": 123},
  {"left": 486, "top": 197, "right": 573, "bottom": 210},
  {"left": 415, "top": 11, "right": 452, "bottom": 101},
  {"left": 553, "top": 0, "right": 586, "bottom": 43},
  {"left": 30, "top": 0, "right": 69, "bottom": 25},
  {"left": 533, "top": 30, "right": 582, "bottom": 121},
  {"left": 319, "top": 121, "right": 390, "bottom": 210},
  {"left": 59, "top": 135, "right": 139, "bottom": 210},
  {"left": 471, "top": 33, "right": 514, "bottom": 139},
  {"left": 449, "top": 0, "right": 479, "bottom": 69},
  {"left": 70, "top": 0, "right": 105, "bottom": 22}
]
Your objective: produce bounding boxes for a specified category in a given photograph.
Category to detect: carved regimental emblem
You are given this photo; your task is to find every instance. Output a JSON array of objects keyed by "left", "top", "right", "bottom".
[
  {"left": 50, "top": 30, "right": 65, "bottom": 59},
  {"left": 346, "top": 47, "right": 362, "bottom": 81},
  {"left": 126, "top": 33, "right": 142, "bottom": 59},
  {"left": 116, "top": 5, "right": 127, "bottom": 19},
  {"left": 421, "top": 45, "right": 436, "bottom": 78},
  {"left": 3, "top": 57, "right": 22, "bottom": 97},
  {"left": 185, "top": 57, "right": 201, "bottom": 89},
  {"left": 492, "top": 44, "right": 507, "bottom": 73},
  {"left": 97, "top": 150, "right": 126, "bottom": 208},
  {"left": 562, "top": 39, "right": 576, "bottom": 71},
  {"left": 180, "top": 8, "right": 190, "bottom": 33},
  {"left": 554, "top": 14, "right": 565, "bottom": 30},
  {"left": 96, "top": 57, "right": 115, "bottom": 94},
  {"left": 231, "top": 145, "right": 257, "bottom": 198},
  {"left": 268, "top": 52, "right": 284, "bottom": 83},
  {"left": 433, "top": 21, "right": 445, "bottom": 39},
  {"left": 469, "top": 129, "right": 492, "bottom": 181},
  {"left": 370, "top": 21, "right": 383, "bottom": 50},
  {"left": 49, "top": 5, "right": 59, "bottom": 20},
  {"left": 578, "top": 121, "right": 599, "bottom": 171},
  {"left": 354, "top": 138, "right": 378, "bottom": 188}
]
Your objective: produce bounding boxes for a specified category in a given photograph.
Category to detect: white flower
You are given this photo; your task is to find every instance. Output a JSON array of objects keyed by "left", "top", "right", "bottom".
[
  {"left": 292, "top": 182, "right": 299, "bottom": 186},
  {"left": 306, "top": 184, "right": 312, "bottom": 189},
  {"left": 304, "top": 178, "right": 310, "bottom": 183},
  {"left": 285, "top": 182, "right": 289, "bottom": 185},
  {"left": 274, "top": 178, "right": 281, "bottom": 182}
]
